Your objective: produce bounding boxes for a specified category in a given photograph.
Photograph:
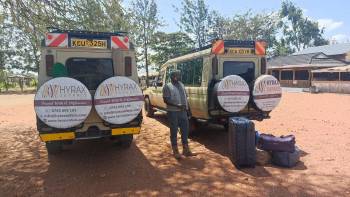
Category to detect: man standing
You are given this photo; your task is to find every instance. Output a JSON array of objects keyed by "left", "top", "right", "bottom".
[{"left": 163, "top": 70, "right": 196, "bottom": 159}]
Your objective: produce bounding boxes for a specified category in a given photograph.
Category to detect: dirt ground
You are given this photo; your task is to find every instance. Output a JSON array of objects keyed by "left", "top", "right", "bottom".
[{"left": 0, "top": 92, "right": 350, "bottom": 197}]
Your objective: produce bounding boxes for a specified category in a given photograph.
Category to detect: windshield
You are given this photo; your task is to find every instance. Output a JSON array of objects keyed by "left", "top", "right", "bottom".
[
  {"left": 223, "top": 61, "right": 255, "bottom": 83},
  {"left": 66, "top": 58, "right": 114, "bottom": 90}
]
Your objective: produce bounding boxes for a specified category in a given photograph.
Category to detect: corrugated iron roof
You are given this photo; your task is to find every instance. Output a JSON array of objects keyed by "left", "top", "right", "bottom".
[
  {"left": 267, "top": 52, "right": 345, "bottom": 68},
  {"left": 312, "top": 65, "right": 350, "bottom": 73},
  {"left": 294, "top": 43, "right": 350, "bottom": 56}
]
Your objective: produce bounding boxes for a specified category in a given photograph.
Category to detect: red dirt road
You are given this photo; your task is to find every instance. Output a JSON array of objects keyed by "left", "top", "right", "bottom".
[{"left": 0, "top": 93, "right": 350, "bottom": 196}]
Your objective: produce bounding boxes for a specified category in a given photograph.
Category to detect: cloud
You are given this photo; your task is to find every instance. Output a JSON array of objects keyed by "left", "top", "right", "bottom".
[
  {"left": 330, "top": 34, "right": 350, "bottom": 43},
  {"left": 302, "top": 8, "right": 308, "bottom": 14},
  {"left": 317, "top": 19, "right": 343, "bottom": 31}
]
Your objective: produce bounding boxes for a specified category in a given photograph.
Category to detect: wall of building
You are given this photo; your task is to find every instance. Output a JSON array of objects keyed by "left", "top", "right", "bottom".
[
  {"left": 311, "top": 81, "right": 350, "bottom": 94},
  {"left": 268, "top": 68, "right": 312, "bottom": 88}
]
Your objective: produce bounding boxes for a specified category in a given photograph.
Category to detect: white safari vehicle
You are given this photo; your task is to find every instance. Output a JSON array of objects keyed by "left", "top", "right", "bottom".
[{"left": 35, "top": 29, "right": 143, "bottom": 153}]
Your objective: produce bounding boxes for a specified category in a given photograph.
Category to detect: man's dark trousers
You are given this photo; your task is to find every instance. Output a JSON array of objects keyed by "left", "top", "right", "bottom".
[{"left": 167, "top": 110, "right": 189, "bottom": 146}]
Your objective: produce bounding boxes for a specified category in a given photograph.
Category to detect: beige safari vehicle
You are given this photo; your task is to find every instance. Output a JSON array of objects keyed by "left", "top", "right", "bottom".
[
  {"left": 36, "top": 29, "right": 142, "bottom": 153},
  {"left": 144, "top": 39, "right": 281, "bottom": 132}
]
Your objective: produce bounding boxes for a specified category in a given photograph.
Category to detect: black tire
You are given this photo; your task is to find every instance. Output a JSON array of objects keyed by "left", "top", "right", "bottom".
[
  {"left": 46, "top": 141, "right": 63, "bottom": 154},
  {"left": 224, "top": 123, "right": 229, "bottom": 131},
  {"left": 189, "top": 118, "right": 199, "bottom": 136},
  {"left": 119, "top": 134, "right": 133, "bottom": 148},
  {"left": 144, "top": 97, "right": 155, "bottom": 117}
]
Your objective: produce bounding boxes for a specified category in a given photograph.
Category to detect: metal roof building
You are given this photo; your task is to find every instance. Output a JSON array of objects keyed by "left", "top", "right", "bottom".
[
  {"left": 311, "top": 65, "right": 350, "bottom": 94},
  {"left": 267, "top": 52, "right": 346, "bottom": 88},
  {"left": 293, "top": 43, "right": 350, "bottom": 63},
  {"left": 268, "top": 52, "right": 345, "bottom": 69}
]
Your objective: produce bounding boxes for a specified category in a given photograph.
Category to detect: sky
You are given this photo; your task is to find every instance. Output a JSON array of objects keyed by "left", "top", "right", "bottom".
[{"left": 125, "top": 0, "right": 350, "bottom": 43}]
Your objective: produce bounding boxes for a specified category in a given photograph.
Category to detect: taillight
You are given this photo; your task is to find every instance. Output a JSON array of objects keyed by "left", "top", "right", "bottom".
[
  {"left": 46, "top": 55, "right": 54, "bottom": 76},
  {"left": 261, "top": 58, "right": 266, "bottom": 74},
  {"left": 255, "top": 41, "right": 266, "bottom": 56},
  {"left": 125, "top": 56, "right": 132, "bottom": 76}
]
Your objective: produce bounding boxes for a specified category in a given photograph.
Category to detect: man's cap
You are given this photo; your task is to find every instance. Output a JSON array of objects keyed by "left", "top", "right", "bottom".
[{"left": 170, "top": 69, "right": 181, "bottom": 78}]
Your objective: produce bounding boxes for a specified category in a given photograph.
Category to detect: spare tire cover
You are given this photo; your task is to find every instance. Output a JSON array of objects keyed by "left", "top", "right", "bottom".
[
  {"left": 253, "top": 75, "right": 282, "bottom": 112},
  {"left": 94, "top": 76, "right": 144, "bottom": 124},
  {"left": 34, "top": 77, "right": 92, "bottom": 129},
  {"left": 217, "top": 75, "right": 250, "bottom": 113}
]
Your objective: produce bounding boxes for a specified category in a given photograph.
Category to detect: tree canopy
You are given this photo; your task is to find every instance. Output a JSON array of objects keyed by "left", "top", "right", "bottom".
[
  {"left": 279, "top": 0, "right": 329, "bottom": 53},
  {"left": 151, "top": 32, "right": 194, "bottom": 67},
  {"left": 0, "top": 0, "right": 330, "bottom": 73}
]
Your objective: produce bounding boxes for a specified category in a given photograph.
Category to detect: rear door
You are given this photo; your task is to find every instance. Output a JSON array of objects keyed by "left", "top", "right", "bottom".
[{"left": 56, "top": 49, "right": 113, "bottom": 124}]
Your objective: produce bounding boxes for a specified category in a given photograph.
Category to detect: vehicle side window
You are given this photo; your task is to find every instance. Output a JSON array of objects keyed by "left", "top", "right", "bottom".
[
  {"left": 177, "top": 57, "right": 203, "bottom": 86},
  {"left": 157, "top": 71, "right": 165, "bottom": 86},
  {"left": 165, "top": 64, "right": 175, "bottom": 84},
  {"left": 193, "top": 58, "right": 203, "bottom": 85}
]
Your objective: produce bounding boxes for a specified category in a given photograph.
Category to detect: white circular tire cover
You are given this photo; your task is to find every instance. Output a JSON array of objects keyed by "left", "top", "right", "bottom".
[
  {"left": 94, "top": 76, "right": 144, "bottom": 125},
  {"left": 34, "top": 77, "right": 92, "bottom": 129},
  {"left": 217, "top": 75, "right": 250, "bottom": 113},
  {"left": 253, "top": 75, "right": 282, "bottom": 112}
]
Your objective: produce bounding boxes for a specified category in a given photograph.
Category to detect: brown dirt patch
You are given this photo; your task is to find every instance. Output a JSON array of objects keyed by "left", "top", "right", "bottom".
[{"left": 0, "top": 93, "right": 349, "bottom": 196}]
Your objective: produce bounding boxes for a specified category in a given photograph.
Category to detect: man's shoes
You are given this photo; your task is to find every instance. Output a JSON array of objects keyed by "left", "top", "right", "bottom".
[
  {"left": 172, "top": 146, "right": 182, "bottom": 159},
  {"left": 182, "top": 144, "right": 197, "bottom": 157}
]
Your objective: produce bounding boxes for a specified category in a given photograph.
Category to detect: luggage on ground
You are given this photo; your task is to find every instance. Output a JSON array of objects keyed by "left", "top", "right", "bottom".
[
  {"left": 272, "top": 146, "right": 300, "bottom": 167},
  {"left": 255, "top": 130, "right": 260, "bottom": 145},
  {"left": 256, "top": 148, "right": 271, "bottom": 166},
  {"left": 228, "top": 117, "right": 256, "bottom": 168},
  {"left": 257, "top": 134, "right": 296, "bottom": 152}
]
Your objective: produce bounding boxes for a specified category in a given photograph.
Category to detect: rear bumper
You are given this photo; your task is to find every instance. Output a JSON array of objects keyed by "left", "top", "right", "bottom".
[{"left": 39, "top": 127, "right": 141, "bottom": 142}]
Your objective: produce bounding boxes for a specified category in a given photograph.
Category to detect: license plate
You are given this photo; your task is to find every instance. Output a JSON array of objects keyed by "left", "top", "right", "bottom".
[
  {"left": 227, "top": 48, "right": 254, "bottom": 55},
  {"left": 71, "top": 38, "right": 107, "bottom": 48}
]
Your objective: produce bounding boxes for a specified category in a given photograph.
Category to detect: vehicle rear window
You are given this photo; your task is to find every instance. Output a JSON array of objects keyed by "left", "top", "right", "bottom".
[
  {"left": 66, "top": 58, "right": 114, "bottom": 90},
  {"left": 223, "top": 61, "right": 255, "bottom": 83}
]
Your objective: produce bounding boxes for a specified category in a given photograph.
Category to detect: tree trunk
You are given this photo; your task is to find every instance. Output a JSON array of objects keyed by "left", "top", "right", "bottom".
[
  {"left": 145, "top": 46, "right": 149, "bottom": 88},
  {"left": 143, "top": 23, "right": 149, "bottom": 88}
]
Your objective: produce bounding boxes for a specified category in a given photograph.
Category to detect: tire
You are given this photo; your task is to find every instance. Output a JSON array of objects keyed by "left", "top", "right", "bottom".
[
  {"left": 224, "top": 123, "right": 229, "bottom": 131},
  {"left": 189, "top": 118, "right": 199, "bottom": 136},
  {"left": 120, "top": 134, "right": 133, "bottom": 148},
  {"left": 46, "top": 141, "right": 63, "bottom": 154},
  {"left": 144, "top": 97, "right": 155, "bottom": 117}
]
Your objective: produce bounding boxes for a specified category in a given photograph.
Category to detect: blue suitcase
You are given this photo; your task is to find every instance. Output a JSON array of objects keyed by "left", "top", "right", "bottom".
[
  {"left": 272, "top": 146, "right": 300, "bottom": 168},
  {"left": 228, "top": 117, "right": 256, "bottom": 168}
]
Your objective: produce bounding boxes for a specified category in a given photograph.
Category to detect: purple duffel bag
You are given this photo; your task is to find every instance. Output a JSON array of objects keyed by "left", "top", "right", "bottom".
[{"left": 257, "top": 134, "right": 296, "bottom": 153}]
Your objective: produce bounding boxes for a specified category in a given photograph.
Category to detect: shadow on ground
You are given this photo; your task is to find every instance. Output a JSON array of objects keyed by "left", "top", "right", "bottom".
[
  {"left": 1, "top": 119, "right": 349, "bottom": 196},
  {"left": 43, "top": 140, "right": 168, "bottom": 196}
]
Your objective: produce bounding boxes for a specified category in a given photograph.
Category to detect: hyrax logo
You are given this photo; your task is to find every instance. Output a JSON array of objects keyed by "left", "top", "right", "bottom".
[
  {"left": 99, "top": 83, "right": 137, "bottom": 97},
  {"left": 222, "top": 79, "right": 246, "bottom": 90},
  {"left": 42, "top": 84, "right": 59, "bottom": 98},
  {"left": 42, "top": 84, "right": 87, "bottom": 98},
  {"left": 255, "top": 80, "right": 280, "bottom": 94}
]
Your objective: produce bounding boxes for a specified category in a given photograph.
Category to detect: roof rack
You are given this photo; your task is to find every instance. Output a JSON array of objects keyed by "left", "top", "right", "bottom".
[
  {"left": 174, "top": 39, "right": 256, "bottom": 58},
  {"left": 46, "top": 27, "right": 128, "bottom": 37}
]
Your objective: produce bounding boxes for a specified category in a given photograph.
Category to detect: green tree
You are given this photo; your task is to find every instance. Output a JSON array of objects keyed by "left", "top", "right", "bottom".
[
  {"left": 279, "top": 0, "right": 328, "bottom": 52},
  {"left": 151, "top": 32, "right": 194, "bottom": 68},
  {"left": 178, "top": 0, "right": 212, "bottom": 48},
  {"left": 130, "top": 0, "right": 162, "bottom": 87},
  {"left": 210, "top": 10, "right": 279, "bottom": 56},
  {"left": 0, "top": 0, "right": 129, "bottom": 72}
]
